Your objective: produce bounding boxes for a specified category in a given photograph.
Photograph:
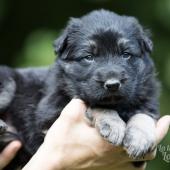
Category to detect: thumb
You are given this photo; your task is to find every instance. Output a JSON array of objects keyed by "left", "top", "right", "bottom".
[{"left": 59, "top": 99, "right": 87, "bottom": 123}]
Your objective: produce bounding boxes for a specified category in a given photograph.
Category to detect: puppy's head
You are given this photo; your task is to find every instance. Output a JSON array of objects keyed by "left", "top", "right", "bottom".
[{"left": 54, "top": 10, "right": 155, "bottom": 106}]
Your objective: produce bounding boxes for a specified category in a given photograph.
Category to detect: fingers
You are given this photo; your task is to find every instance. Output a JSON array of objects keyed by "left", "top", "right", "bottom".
[
  {"left": 59, "top": 99, "right": 87, "bottom": 123},
  {"left": 156, "top": 115, "right": 170, "bottom": 144},
  {"left": 0, "top": 141, "right": 22, "bottom": 169},
  {"left": 140, "top": 115, "right": 170, "bottom": 162},
  {"left": 136, "top": 115, "right": 170, "bottom": 162}
]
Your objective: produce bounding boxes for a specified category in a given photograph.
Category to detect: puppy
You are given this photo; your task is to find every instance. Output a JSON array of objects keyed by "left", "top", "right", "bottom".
[{"left": 0, "top": 9, "right": 160, "bottom": 169}]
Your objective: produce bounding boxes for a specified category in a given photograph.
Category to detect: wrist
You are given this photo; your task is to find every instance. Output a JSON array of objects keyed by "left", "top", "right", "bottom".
[{"left": 22, "top": 143, "right": 64, "bottom": 170}]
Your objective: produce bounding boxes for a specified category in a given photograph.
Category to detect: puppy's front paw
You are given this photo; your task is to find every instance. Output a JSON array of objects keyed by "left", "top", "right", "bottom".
[
  {"left": 123, "top": 127, "right": 156, "bottom": 159},
  {"left": 95, "top": 111, "right": 126, "bottom": 145},
  {"left": 0, "top": 119, "right": 7, "bottom": 134}
]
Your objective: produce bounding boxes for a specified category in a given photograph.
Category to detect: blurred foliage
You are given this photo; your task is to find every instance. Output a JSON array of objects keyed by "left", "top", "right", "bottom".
[
  {"left": 0, "top": 0, "right": 170, "bottom": 169},
  {"left": 15, "top": 30, "right": 57, "bottom": 66}
]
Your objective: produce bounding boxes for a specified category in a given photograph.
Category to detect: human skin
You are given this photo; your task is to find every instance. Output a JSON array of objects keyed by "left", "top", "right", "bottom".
[
  {"left": 0, "top": 141, "right": 22, "bottom": 169},
  {"left": 1, "top": 99, "right": 170, "bottom": 170}
]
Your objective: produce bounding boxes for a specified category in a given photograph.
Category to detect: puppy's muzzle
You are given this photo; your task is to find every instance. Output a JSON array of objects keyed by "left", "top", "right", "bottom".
[{"left": 94, "top": 67, "right": 128, "bottom": 92}]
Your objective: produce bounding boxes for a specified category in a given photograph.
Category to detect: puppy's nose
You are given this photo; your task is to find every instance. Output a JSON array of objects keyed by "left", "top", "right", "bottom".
[{"left": 104, "top": 79, "right": 121, "bottom": 91}]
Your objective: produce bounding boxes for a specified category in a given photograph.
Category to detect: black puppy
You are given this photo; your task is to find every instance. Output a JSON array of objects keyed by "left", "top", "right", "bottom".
[{"left": 0, "top": 9, "right": 160, "bottom": 169}]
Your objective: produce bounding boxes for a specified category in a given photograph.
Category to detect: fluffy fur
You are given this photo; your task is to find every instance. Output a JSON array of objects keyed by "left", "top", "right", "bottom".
[{"left": 0, "top": 10, "right": 160, "bottom": 169}]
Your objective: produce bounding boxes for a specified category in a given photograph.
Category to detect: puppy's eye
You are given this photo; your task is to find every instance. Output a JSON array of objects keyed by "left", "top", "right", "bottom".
[
  {"left": 83, "top": 55, "right": 94, "bottom": 62},
  {"left": 122, "top": 52, "right": 132, "bottom": 60}
]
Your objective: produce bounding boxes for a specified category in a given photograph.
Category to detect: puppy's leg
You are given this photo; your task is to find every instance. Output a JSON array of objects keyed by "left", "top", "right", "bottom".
[
  {"left": 35, "top": 93, "right": 68, "bottom": 130},
  {"left": 123, "top": 113, "right": 156, "bottom": 159},
  {"left": 86, "top": 108, "right": 126, "bottom": 145}
]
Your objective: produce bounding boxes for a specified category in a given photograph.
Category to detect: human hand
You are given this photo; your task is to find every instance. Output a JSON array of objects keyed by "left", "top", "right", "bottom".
[
  {"left": 23, "top": 99, "right": 170, "bottom": 170},
  {"left": 0, "top": 141, "right": 22, "bottom": 170}
]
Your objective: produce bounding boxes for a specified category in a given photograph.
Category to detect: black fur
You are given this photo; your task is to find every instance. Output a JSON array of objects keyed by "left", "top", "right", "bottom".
[{"left": 0, "top": 10, "right": 160, "bottom": 169}]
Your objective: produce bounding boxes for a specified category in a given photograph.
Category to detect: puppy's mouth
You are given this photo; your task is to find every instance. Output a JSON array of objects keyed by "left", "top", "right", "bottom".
[
  {"left": 91, "top": 89, "right": 125, "bottom": 105},
  {"left": 79, "top": 81, "right": 127, "bottom": 105},
  {"left": 99, "top": 94, "right": 124, "bottom": 103},
  {"left": 81, "top": 88, "right": 124, "bottom": 106}
]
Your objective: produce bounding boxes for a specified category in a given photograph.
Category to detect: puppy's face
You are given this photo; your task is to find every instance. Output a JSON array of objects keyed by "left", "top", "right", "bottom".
[{"left": 54, "top": 10, "right": 155, "bottom": 106}]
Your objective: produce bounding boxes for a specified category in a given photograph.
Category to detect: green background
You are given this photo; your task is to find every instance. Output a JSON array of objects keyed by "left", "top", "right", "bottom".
[{"left": 0, "top": 0, "right": 170, "bottom": 169}]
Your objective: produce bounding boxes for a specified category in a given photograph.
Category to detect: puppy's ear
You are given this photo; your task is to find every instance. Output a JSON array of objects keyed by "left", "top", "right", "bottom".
[
  {"left": 54, "top": 18, "right": 82, "bottom": 58},
  {"left": 127, "top": 16, "right": 153, "bottom": 53},
  {"left": 140, "top": 30, "right": 153, "bottom": 53},
  {"left": 53, "top": 29, "right": 68, "bottom": 57}
]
